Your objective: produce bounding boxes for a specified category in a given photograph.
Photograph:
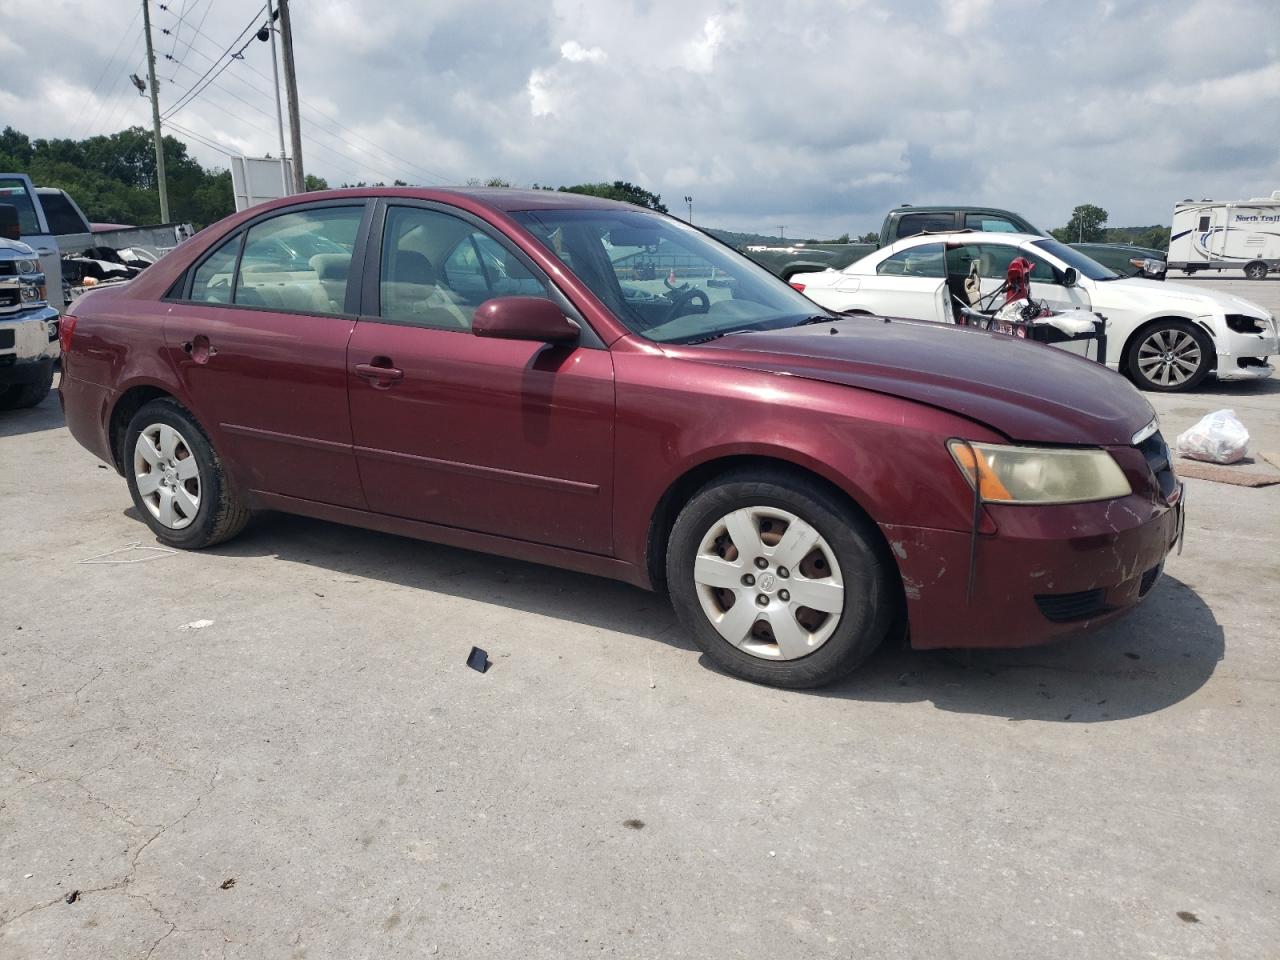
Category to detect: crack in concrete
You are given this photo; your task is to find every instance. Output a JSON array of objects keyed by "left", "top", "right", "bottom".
[{"left": 0, "top": 763, "right": 222, "bottom": 937}]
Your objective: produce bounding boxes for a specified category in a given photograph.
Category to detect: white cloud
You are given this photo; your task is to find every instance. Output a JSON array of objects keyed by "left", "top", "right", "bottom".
[{"left": 560, "top": 40, "right": 607, "bottom": 64}]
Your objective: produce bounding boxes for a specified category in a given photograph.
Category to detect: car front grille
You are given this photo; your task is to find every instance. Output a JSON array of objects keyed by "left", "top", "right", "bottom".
[
  {"left": 1035, "top": 588, "right": 1107, "bottom": 623},
  {"left": 1136, "top": 430, "right": 1178, "bottom": 501},
  {"left": 0, "top": 289, "right": 20, "bottom": 309}
]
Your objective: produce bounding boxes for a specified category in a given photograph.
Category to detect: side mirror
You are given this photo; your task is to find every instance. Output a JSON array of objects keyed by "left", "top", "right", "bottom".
[
  {"left": 1062, "top": 267, "right": 1078, "bottom": 288},
  {"left": 473, "top": 296, "right": 580, "bottom": 343}
]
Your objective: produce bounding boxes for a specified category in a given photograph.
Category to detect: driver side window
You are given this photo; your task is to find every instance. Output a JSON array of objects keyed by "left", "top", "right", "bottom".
[{"left": 379, "top": 206, "right": 554, "bottom": 331}]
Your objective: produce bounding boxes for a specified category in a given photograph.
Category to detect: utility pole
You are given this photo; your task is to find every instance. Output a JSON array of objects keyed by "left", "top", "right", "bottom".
[
  {"left": 141, "top": 0, "right": 170, "bottom": 222},
  {"left": 778, "top": 225, "right": 785, "bottom": 239},
  {"left": 277, "top": 0, "right": 305, "bottom": 193},
  {"left": 264, "top": 0, "right": 290, "bottom": 195},
  {"left": 684, "top": 195, "right": 693, "bottom": 224}
]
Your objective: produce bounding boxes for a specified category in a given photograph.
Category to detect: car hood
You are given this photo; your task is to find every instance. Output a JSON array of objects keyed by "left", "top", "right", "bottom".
[
  {"left": 679, "top": 317, "right": 1156, "bottom": 446},
  {"left": 0, "top": 237, "right": 37, "bottom": 257},
  {"left": 1094, "top": 277, "right": 1271, "bottom": 317}
]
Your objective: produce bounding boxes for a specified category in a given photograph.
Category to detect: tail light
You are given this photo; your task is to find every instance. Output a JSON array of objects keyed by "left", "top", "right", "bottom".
[
  {"left": 789, "top": 281, "right": 806, "bottom": 292},
  {"left": 59, "top": 313, "right": 78, "bottom": 354}
]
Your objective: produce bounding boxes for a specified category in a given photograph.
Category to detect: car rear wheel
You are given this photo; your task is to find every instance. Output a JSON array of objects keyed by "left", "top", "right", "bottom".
[
  {"left": 666, "top": 469, "right": 895, "bottom": 688},
  {"left": 1244, "top": 261, "right": 1268, "bottom": 281},
  {"left": 124, "top": 399, "right": 250, "bottom": 548},
  {"left": 1126, "top": 320, "right": 1213, "bottom": 392}
]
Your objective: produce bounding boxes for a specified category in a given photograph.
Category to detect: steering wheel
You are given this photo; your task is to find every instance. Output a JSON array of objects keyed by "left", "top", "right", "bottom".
[{"left": 664, "top": 286, "right": 711, "bottom": 323}]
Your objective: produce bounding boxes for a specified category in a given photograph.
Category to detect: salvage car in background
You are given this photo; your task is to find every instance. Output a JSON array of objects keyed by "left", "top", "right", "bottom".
[
  {"left": 62, "top": 188, "right": 1184, "bottom": 688},
  {"left": 795, "top": 232, "right": 1277, "bottom": 392}
]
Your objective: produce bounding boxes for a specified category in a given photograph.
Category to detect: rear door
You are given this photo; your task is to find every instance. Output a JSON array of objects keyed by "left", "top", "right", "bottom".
[
  {"left": 346, "top": 201, "right": 616, "bottom": 554},
  {"left": 860, "top": 242, "right": 948, "bottom": 322},
  {"left": 163, "top": 201, "right": 371, "bottom": 508}
]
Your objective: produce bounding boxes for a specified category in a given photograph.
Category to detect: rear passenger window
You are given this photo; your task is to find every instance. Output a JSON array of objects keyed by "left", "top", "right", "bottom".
[
  {"left": 876, "top": 243, "right": 946, "bottom": 277},
  {"left": 189, "top": 236, "right": 240, "bottom": 303},
  {"left": 233, "top": 206, "right": 362, "bottom": 314},
  {"left": 896, "top": 213, "right": 954, "bottom": 239},
  {"left": 964, "top": 214, "right": 1020, "bottom": 233},
  {"left": 379, "top": 206, "right": 552, "bottom": 331}
]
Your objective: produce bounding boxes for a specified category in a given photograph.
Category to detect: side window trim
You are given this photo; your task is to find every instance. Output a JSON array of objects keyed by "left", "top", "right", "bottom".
[
  {"left": 166, "top": 198, "right": 373, "bottom": 316},
  {"left": 360, "top": 198, "right": 604, "bottom": 348}
]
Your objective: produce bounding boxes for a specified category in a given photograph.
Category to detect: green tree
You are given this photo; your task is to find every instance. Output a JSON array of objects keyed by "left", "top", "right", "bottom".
[
  {"left": 558, "top": 181, "right": 667, "bottom": 212},
  {"left": 1051, "top": 203, "right": 1109, "bottom": 243},
  {"left": 304, "top": 174, "right": 329, "bottom": 192},
  {"left": 856, "top": 230, "right": 879, "bottom": 243}
]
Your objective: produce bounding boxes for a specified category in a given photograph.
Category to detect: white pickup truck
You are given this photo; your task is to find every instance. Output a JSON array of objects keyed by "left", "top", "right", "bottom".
[{"left": 0, "top": 217, "right": 59, "bottom": 409}]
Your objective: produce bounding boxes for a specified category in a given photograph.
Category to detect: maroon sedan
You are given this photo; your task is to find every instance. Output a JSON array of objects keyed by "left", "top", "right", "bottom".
[{"left": 59, "top": 188, "right": 1183, "bottom": 687}]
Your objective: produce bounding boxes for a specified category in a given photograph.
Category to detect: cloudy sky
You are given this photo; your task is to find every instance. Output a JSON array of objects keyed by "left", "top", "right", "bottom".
[{"left": 2, "top": 0, "right": 1277, "bottom": 237}]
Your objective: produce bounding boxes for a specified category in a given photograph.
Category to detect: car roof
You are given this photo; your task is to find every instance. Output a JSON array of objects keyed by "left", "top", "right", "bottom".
[
  {"left": 889, "top": 205, "right": 1022, "bottom": 215},
  {"left": 281, "top": 186, "right": 641, "bottom": 214},
  {"left": 888, "top": 231, "right": 1045, "bottom": 248}
]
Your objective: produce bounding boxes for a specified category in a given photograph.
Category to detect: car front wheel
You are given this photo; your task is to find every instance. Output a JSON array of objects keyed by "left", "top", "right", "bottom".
[
  {"left": 666, "top": 469, "right": 896, "bottom": 688},
  {"left": 124, "top": 398, "right": 250, "bottom": 548},
  {"left": 1126, "top": 320, "right": 1213, "bottom": 392},
  {"left": 1244, "top": 261, "right": 1268, "bottom": 281}
]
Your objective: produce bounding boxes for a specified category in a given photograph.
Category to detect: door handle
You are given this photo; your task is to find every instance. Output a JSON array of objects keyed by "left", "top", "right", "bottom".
[{"left": 354, "top": 360, "right": 404, "bottom": 389}]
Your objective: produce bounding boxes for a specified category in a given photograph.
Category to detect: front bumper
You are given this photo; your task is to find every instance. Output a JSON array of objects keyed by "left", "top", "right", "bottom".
[
  {"left": 0, "top": 305, "right": 60, "bottom": 384},
  {"left": 1214, "top": 330, "right": 1276, "bottom": 381},
  {"left": 882, "top": 488, "right": 1182, "bottom": 650}
]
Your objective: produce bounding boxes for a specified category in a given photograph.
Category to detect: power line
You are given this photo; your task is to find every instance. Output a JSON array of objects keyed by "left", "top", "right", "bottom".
[
  {"left": 164, "top": 118, "right": 237, "bottom": 157},
  {"left": 160, "top": 3, "right": 265, "bottom": 120},
  {"left": 172, "top": 17, "right": 457, "bottom": 184}
]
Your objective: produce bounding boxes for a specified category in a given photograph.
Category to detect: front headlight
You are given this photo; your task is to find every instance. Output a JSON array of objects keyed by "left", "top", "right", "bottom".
[
  {"left": 16, "top": 259, "right": 39, "bottom": 275},
  {"left": 948, "top": 440, "right": 1132, "bottom": 504}
]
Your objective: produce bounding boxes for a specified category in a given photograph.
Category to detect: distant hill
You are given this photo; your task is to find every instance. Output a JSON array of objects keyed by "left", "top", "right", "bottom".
[{"left": 706, "top": 227, "right": 823, "bottom": 247}]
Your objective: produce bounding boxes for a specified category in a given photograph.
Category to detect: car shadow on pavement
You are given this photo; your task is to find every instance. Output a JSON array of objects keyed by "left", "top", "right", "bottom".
[
  {"left": 1190, "top": 378, "right": 1280, "bottom": 398},
  {"left": 202, "top": 512, "right": 1221, "bottom": 723},
  {"left": 813, "top": 575, "right": 1222, "bottom": 722},
  {"left": 0, "top": 391, "right": 64, "bottom": 438}
]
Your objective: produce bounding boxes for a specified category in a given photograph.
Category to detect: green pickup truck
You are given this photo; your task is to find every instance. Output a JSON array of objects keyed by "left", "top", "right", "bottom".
[{"left": 743, "top": 205, "right": 1167, "bottom": 281}]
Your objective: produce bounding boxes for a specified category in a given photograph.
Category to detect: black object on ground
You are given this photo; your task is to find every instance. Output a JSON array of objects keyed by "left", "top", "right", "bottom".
[{"left": 466, "top": 647, "right": 491, "bottom": 673}]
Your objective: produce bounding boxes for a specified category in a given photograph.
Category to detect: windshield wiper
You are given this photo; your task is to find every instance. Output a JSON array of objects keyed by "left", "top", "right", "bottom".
[
  {"left": 681, "top": 327, "right": 762, "bottom": 344},
  {"left": 792, "top": 314, "right": 841, "bottom": 326}
]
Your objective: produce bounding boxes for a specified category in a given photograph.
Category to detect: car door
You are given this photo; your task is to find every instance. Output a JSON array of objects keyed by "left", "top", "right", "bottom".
[
  {"left": 163, "top": 201, "right": 370, "bottom": 508},
  {"left": 952, "top": 241, "right": 1097, "bottom": 357},
  {"left": 859, "top": 242, "right": 948, "bottom": 322},
  {"left": 346, "top": 201, "right": 616, "bottom": 554}
]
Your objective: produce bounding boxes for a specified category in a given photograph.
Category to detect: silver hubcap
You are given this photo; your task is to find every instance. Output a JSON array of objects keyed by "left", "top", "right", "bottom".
[
  {"left": 692, "top": 506, "right": 844, "bottom": 660},
  {"left": 1137, "top": 329, "right": 1201, "bottom": 386},
  {"left": 133, "top": 423, "right": 201, "bottom": 530}
]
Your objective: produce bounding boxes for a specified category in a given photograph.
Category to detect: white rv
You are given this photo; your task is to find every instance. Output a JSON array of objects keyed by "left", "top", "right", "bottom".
[{"left": 1168, "top": 191, "right": 1280, "bottom": 280}]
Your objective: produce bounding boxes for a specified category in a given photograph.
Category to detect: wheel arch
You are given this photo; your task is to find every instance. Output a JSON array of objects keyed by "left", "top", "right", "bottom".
[
  {"left": 643, "top": 452, "right": 898, "bottom": 596},
  {"left": 1119, "top": 314, "right": 1218, "bottom": 376},
  {"left": 108, "top": 382, "right": 181, "bottom": 473}
]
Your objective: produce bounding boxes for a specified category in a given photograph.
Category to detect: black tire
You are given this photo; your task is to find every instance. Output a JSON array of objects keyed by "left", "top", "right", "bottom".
[
  {"left": 665, "top": 468, "right": 896, "bottom": 688},
  {"left": 1244, "top": 261, "right": 1268, "bottom": 281},
  {"left": 123, "top": 398, "right": 250, "bottom": 548},
  {"left": 1125, "top": 319, "right": 1214, "bottom": 393},
  {"left": 0, "top": 368, "right": 53, "bottom": 410}
]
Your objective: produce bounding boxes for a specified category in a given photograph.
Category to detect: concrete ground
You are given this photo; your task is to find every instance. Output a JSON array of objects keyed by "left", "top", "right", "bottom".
[{"left": 2, "top": 275, "right": 1278, "bottom": 959}]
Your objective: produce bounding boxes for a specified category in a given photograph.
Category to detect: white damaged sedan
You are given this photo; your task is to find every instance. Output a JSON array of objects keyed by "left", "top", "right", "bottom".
[{"left": 794, "top": 232, "right": 1278, "bottom": 392}]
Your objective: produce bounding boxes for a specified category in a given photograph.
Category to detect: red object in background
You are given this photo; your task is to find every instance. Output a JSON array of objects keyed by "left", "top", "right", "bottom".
[
  {"left": 59, "top": 186, "right": 1177, "bottom": 655},
  {"left": 1005, "top": 257, "right": 1035, "bottom": 304},
  {"left": 667, "top": 268, "right": 678, "bottom": 285}
]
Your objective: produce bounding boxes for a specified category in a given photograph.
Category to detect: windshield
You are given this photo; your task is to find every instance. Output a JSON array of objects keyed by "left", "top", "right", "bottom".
[
  {"left": 1029, "top": 237, "right": 1120, "bottom": 281},
  {"left": 511, "top": 208, "right": 827, "bottom": 343}
]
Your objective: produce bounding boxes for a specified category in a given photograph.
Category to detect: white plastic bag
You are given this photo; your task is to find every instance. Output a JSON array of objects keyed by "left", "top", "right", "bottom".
[{"left": 1175, "top": 409, "right": 1250, "bottom": 464}]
